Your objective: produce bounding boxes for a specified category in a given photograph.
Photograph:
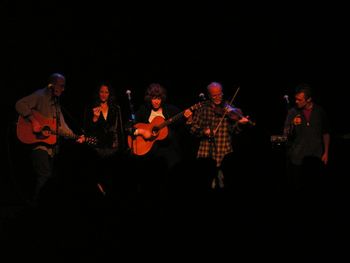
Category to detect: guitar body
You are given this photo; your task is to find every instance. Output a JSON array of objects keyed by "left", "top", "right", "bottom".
[
  {"left": 17, "top": 110, "right": 98, "bottom": 146},
  {"left": 17, "top": 111, "right": 57, "bottom": 145},
  {"left": 127, "top": 116, "right": 169, "bottom": 156},
  {"left": 127, "top": 101, "right": 204, "bottom": 156}
]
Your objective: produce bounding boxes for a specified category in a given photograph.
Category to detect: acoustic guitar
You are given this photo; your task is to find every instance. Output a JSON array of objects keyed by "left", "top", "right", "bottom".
[
  {"left": 127, "top": 101, "right": 203, "bottom": 156},
  {"left": 17, "top": 110, "right": 97, "bottom": 145}
]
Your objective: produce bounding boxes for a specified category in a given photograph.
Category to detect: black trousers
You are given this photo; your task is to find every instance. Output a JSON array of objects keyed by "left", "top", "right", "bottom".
[{"left": 31, "top": 149, "right": 54, "bottom": 200}]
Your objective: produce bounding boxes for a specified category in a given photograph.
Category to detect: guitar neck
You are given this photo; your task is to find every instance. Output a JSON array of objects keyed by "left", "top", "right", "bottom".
[
  {"left": 51, "top": 130, "right": 77, "bottom": 140},
  {"left": 157, "top": 103, "right": 202, "bottom": 130},
  {"left": 17, "top": 110, "right": 99, "bottom": 146},
  {"left": 157, "top": 111, "right": 185, "bottom": 129}
]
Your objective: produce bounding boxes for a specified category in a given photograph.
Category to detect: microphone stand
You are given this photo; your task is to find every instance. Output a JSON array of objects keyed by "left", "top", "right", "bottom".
[
  {"left": 116, "top": 105, "right": 125, "bottom": 152},
  {"left": 284, "top": 95, "right": 291, "bottom": 111},
  {"left": 126, "top": 91, "right": 136, "bottom": 154}
]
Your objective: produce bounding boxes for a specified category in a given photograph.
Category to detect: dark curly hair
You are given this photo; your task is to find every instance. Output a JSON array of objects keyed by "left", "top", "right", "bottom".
[{"left": 144, "top": 83, "right": 167, "bottom": 105}]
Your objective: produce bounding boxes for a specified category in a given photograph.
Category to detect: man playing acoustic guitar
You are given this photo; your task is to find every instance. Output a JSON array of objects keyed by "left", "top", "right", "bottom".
[{"left": 15, "top": 73, "right": 85, "bottom": 205}]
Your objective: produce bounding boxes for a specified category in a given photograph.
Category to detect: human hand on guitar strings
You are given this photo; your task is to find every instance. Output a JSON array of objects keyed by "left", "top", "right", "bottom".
[
  {"left": 134, "top": 128, "right": 153, "bottom": 139},
  {"left": 28, "top": 115, "right": 43, "bottom": 133},
  {"left": 76, "top": 134, "right": 86, "bottom": 144}
]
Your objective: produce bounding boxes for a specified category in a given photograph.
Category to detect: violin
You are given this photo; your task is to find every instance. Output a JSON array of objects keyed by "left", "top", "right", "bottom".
[{"left": 214, "top": 103, "right": 256, "bottom": 126}]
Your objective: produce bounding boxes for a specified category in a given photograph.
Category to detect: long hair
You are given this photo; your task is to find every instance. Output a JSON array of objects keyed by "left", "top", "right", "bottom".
[{"left": 92, "top": 81, "right": 117, "bottom": 107}]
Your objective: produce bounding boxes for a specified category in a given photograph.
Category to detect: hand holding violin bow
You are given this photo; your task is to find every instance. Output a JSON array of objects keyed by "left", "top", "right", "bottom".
[{"left": 223, "top": 104, "right": 255, "bottom": 126}]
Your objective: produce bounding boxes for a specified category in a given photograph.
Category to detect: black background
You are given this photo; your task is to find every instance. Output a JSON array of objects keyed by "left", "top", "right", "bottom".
[
  {"left": 3, "top": 1, "right": 349, "bottom": 133},
  {"left": 1, "top": 1, "right": 349, "bottom": 257}
]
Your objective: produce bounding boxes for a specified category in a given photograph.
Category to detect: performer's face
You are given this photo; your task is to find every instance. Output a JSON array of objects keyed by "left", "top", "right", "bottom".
[
  {"left": 52, "top": 78, "right": 65, "bottom": 97},
  {"left": 151, "top": 97, "right": 162, "bottom": 110},
  {"left": 295, "top": 92, "right": 311, "bottom": 109},
  {"left": 209, "top": 86, "right": 223, "bottom": 105},
  {"left": 99, "top": 85, "right": 110, "bottom": 103}
]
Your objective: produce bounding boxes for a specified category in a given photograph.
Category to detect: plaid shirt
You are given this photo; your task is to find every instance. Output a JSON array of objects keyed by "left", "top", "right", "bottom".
[{"left": 189, "top": 102, "right": 241, "bottom": 167}]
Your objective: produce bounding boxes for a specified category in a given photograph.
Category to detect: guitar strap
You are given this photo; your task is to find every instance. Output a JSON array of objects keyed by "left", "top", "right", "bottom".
[
  {"left": 54, "top": 97, "right": 60, "bottom": 127},
  {"left": 54, "top": 96, "right": 61, "bottom": 154}
]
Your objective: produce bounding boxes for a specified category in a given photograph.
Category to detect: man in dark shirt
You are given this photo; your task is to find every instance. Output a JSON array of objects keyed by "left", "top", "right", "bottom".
[{"left": 283, "top": 83, "right": 330, "bottom": 193}]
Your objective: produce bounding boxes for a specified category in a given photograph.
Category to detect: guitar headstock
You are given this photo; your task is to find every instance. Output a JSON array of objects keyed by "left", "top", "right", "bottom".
[
  {"left": 190, "top": 101, "right": 208, "bottom": 111},
  {"left": 86, "top": 136, "right": 98, "bottom": 146}
]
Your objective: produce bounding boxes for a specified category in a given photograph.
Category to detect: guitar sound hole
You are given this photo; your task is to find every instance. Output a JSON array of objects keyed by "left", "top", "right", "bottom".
[
  {"left": 42, "top": 126, "right": 51, "bottom": 132},
  {"left": 37, "top": 126, "right": 51, "bottom": 139}
]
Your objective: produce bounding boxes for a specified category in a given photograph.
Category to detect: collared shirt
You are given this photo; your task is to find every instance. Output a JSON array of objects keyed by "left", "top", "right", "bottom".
[
  {"left": 15, "top": 87, "right": 73, "bottom": 156},
  {"left": 283, "top": 103, "right": 330, "bottom": 165},
  {"left": 189, "top": 102, "right": 241, "bottom": 167}
]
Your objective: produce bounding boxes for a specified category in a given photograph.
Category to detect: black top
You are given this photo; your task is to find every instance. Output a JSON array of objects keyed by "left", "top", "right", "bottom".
[
  {"left": 85, "top": 103, "right": 122, "bottom": 156},
  {"left": 283, "top": 103, "right": 330, "bottom": 165}
]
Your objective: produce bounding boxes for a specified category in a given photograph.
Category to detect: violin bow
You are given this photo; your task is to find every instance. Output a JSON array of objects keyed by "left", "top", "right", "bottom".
[
  {"left": 228, "top": 86, "right": 240, "bottom": 106},
  {"left": 213, "top": 86, "right": 240, "bottom": 136}
]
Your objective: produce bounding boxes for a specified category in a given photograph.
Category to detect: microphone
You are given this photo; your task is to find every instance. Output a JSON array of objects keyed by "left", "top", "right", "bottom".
[
  {"left": 126, "top": 90, "right": 132, "bottom": 100},
  {"left": 199, "top": 93, "right": 206, "bottom": 101},
  {"left": 126, "top": 90, "right": 135, "bottom": 122},
  {"left": 283, "top": 95, "right": 290, "bottom": 105}
]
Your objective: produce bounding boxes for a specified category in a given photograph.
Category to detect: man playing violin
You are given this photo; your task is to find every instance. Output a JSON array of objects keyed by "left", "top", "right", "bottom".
[{"left": 187, "top": 82, "right": 250, "bottom": 189}]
